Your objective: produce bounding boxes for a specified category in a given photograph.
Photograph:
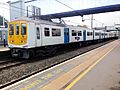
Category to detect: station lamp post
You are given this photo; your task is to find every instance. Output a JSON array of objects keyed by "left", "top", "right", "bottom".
[
  {"left": 82, "top": 15, "right": 104, "bottom": 29},
  {"left": 82, "top": 14, "right": 94, "bottom": 29}
]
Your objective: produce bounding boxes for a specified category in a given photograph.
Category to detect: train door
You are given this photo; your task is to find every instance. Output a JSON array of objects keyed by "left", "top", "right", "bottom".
[
  {"left": 83, "top": 30, "right": 86, "bottom": 41},
  {"left": 64, "top": 28, "right": 69, "bottom": 44},
  {"left": 36, "top": 25, "right": 41, "bottom": 47}
]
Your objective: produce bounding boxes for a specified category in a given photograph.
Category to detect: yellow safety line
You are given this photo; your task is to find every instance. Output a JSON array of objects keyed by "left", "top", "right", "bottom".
[{"left": 64, "top": 44, "right": 117, "bottom": 90}]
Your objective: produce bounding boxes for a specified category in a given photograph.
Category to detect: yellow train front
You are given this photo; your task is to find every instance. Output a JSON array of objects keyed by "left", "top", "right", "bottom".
[{"left": 8, "top": 20, "right": 30, "bottom": 59}]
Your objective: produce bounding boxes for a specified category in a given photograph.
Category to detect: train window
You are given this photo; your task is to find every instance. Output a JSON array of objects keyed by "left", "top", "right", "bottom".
[
  {"left": 9, "top": 24, "right": 14, "bottom": 35},
  {"left": 99, "top": 33, "right": 101, "bottom": 36},
  {"left": 16, "top": 24, "right": 19, "bottom": 35},
  {"left": 87, "top": 32, "right": 89, "bottom": 36},
  {"left": 72, "top": 30, "right": 77, "bottom": 36},
  {"left": 78, "top": 31, "right": 82, "bottom": 36},
  {"left": 87, "top": 32, "right": 93, "bottom": 36},
  {"left": 95, "top": 32, "right": 97, "bottom": 36},
  {"left": 87, "top": 32, "right": 90, "bottom": 36},
  {"left": 36, "top": 27, "right": 40, "bottom": 39},
  {"left": 21, "top": 24, "right": 26, "bottom": 35},
  {"left": 52, "top": 28, "right": 61, "bottom": 36},
  {"left": 44, "top": 28, "right": 50, "bottom": 36},
  {"left": 95, "top": 32, "right": 99, "bottom": 36},
  {"left": 91, "top": 32, "right": 93, "bottom": 36}
]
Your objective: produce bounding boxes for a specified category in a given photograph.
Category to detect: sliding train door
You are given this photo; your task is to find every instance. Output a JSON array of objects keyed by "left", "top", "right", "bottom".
[{"left": 64, "top": 28, "right": 69, "bottom": 44}]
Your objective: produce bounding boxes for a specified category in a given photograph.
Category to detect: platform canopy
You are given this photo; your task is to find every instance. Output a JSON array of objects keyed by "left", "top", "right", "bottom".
[{"left": 38, "top": 4, "right": 120, "bottom": 20}]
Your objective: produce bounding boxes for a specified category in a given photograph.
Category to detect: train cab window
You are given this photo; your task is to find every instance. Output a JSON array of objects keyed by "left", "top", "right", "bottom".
[
  {"left": 36, "top": 27, "right": 40, "bottom": 39},
  {"left": 44, "top": 28, "right": 50, "bottom": 36},
  {"left": 9, "top": 24, "right": 14, "bottom": 35},
  {"left": 21, "top": 24, "right": 26, "bottom": 35},
  {"left": 16, "top": 24, "right": 19, "bottom": 35},
  {"left": 72, "top": 30, "right": 77, "bottom": 36},
  {"left": 78, "top": 31, "right": 82, "bottom": 36},
  {"left": 52, "top": 28, "right": 61, "bottom": 36}
]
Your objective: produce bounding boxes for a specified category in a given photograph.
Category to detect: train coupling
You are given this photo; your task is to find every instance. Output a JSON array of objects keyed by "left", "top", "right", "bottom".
[{"left": 11, "top": 49, "right": 21, "bottom": 58}]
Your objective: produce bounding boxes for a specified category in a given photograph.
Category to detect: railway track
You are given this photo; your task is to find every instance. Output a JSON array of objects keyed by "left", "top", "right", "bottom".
[
  {"left": 0, "top": 59, "right": 14, "bottom": 65},
  {"left": 0, "top": 60, "right": 25, "bottom": 71},
  {"left": 0, "top": 51, "right": 10, "bottom": 60}
]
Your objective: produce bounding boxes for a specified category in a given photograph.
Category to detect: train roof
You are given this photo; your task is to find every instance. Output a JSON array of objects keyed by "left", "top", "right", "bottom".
[
  {"left": 10, "top": 17, "right": 117, "bottom": 32},
  {"left": 11, "top": 17, "right": 66, "bottom": 27}
]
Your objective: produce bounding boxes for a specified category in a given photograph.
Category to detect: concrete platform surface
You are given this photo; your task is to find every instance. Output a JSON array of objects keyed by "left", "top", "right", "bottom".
[
  {"left": 3, "top": 39, "right": 120, "bottom": 90},
  {"left": 0, "top": 46, "right": 9, "bottom": 52},
  {"left": 70, "top": 40, "right": 120, "bottom": 90}
]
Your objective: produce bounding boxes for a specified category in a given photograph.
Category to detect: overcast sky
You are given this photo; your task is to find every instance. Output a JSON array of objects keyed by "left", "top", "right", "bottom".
[{"left": 0, "top": 0, "right": 120, "bottom": 28}]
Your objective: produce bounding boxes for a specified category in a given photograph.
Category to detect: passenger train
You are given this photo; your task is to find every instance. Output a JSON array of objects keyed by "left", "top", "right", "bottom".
[{"left": 8, "top": 17, "right": 118, "bottom": 59}]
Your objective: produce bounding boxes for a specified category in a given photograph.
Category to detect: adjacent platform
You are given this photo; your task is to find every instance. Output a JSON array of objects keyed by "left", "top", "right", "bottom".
[
  {"left": 0, "top": 46, "right": 9, "bottom": 52},
  {"left": 3, "top": 39, "right": 120, "bottom": 90}
]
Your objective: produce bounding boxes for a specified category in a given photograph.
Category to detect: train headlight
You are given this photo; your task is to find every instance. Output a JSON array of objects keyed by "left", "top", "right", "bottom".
[
  {"left": 10, "top": 40, "right": 13, "bottom": 42},
  {"left": 21, "top": 41, "right": 24, "bottom": 43}
]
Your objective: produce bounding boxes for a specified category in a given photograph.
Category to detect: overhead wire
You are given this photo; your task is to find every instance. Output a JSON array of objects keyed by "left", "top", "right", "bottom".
[
  {"left": 54, "top": 0, "right": 83, "bottom": 17},
  {"left": 55, "top": 0, "right": 75, "bottom": 11},
  {"left": 64, "top": 20, "right": 81, "bottom": 25}
]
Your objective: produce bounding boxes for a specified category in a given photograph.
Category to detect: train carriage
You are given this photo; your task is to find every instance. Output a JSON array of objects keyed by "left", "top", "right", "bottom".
[
  {"left": 94, "top": 30, "right": 101, "bottom": 40},
  {"left": 8, "top": 17, "right": 118, "bottom": 59},
  {"left": 68, "top": 26, "right": 83, "bottom": 43}
]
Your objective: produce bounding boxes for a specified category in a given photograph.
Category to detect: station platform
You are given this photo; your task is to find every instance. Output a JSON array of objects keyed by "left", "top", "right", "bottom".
[
  {"left": 3, "top": 39, "right": 120, "bottom": 90},
  {"left": 0, "top": 46, "right": 9, "bottom": 52}
]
